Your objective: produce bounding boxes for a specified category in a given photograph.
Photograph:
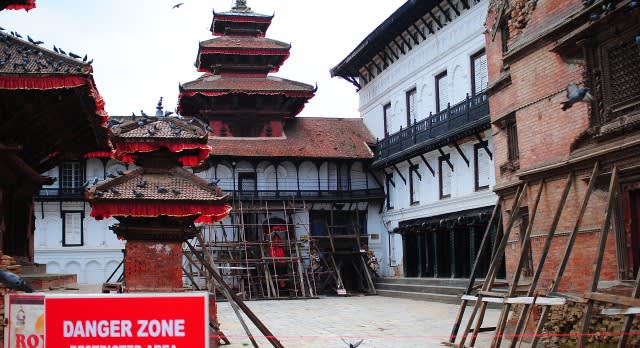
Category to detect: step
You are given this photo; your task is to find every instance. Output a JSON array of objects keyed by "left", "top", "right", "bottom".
[
  {"left": 376, "top": 289, "right": 461, "bottom": 304},
  {"left": 374, "top": 277, "right": 480, "bottom": 287},
  {"left": 375, "top": 282, "right": 466, "bottom": 296}
]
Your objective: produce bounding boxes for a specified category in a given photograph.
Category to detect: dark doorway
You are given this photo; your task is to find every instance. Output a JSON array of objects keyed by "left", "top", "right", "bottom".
[{"left": 623, "top": 185, "right": 640, "bottom": 279}]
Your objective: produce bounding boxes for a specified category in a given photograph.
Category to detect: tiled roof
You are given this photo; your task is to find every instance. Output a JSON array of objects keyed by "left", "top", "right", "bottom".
[
  {"left": 0, "top": 31, "right": 91, "bottom": 74},
  {"left": 180, "top": 74, "right": 314, "bottom": 94},
  {"left": 200, "top": 36, "right": 289, "bottom": 51},
  {"left": 110, "top": 116, "right": 208, "bottom": 142},
  {"left": 88, "top": 166, "right": 228, "bottom": 202},
  {"left": 208, "top": 117, "right": 375, "bottom": 159}
]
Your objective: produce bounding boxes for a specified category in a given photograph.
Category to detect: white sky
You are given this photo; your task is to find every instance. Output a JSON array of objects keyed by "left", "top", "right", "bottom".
[{"left": 0, "top": 0, "right": 405, "bottom": 117}]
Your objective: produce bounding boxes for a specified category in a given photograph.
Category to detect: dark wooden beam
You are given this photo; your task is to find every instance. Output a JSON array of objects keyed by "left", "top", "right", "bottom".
[
  {"left": 412, "top": 23, "right": 427, "bottom": 40},
  {"left": 386, "top": 44, "right": 399, "bottom": 60},
  {"left": 446, "top": 0, "right": 460, "bottom": 16},
  {"left": 385, "top": 171, "right": 396, "bottom": 188},
  {"left": 429, "top": 10, "right": 443, "bottom": 29},
  {"left": 475, "top": 133, "right": 493, "bottom": 159},
  {"left": 460, "top": 0, "right": 470, "bottom": 9},
  {"left": 437, "top": 4, "right": 452, "bottom": 23},
  {"left": 407, "top": 159, "right": 422, "bottom": 181},
  {"left": 392, "top": 164, "right": 407, "bottom": 184},
  {"left": 419, "top": 154, "right": 435, "bottom": 176},
  {"left": 420, "top": 17, "right": 435, "bottom": 34},
  {"left": 363, "top": 64, "right": 375, "bottom": 79},
  {"left": 438, "top": 148, "right": 454, "bottom": 171},
  {"left": 453, "top": 141, "right": 470, "bottom": 167},
  {"left": 371, "top": 59, "right": 382, "bottom": 74},
  {"left": 379, "top": 49, "right": 391, "bottom": 66}
]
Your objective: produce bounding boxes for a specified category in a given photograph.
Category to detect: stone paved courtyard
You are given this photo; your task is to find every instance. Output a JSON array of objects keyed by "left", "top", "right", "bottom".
[{"left": 216, "top": 295, "right": 501, "bottom": 348}]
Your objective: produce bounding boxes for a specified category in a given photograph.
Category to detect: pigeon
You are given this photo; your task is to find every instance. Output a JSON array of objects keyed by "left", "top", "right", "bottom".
[
  {"left": 132, "top": 189, "right": 144, "bottom": 198},
  {"left": 147, "top": 128, "right": 156, "bottom": 136},
  {"left": 68, "top": 52, "right": 81, "bottom": 59},
  {"left": 341, "top": 338, "right": 363, "bottom": 348},
  {"left": 87, "top": 59, "right": 94, "bottom": 65},
  {"left": 116, "top": 169, "right": 125, "bottom": 176},
  {"left": 172, "top": 3, "right": 184, "bottom": 9},
  {"left": 209, "top": 179, "right": 221, "bottom": 186},
  {"left": 58, "top": 48, "right": 66, "bottom": 55},
  {"left": 0, "top": 26, "right": 4, "bottom": 31},
  {"left": 156, "top": 185, "right": 168, "bottom": 193},
  {"left": 0, "top": 269, "right": 33, "bottom": 293},
  {"left": 83, "top": 54, "right": 87, "bottom": 62},
  {"left": 131, "top": 112, "right": 136, "bottom": 119},
  {"left": 33, "top": 40, "right": 43, "bottom": 45},
  {"left": 188, "top": 118, "right": 196, "bottom": 124},
  {"left": 137, "top": 120, "right": 145, "bottom": 127},
  {"left": 13, "top": 32, "right": 22, "bottom": 38},
  {"left": 109, "top": 187, "right": 120, "bottom": 195},
  {"left": 136, "top": 180, "right": 148, "bottom": 188},
  {"left": 107, "top": 172, "right": 117, "bottom": 178},
  {"left": 27, "top": 35, "right": 35, "bottom": 44},
  {"left": 589, "top": 12, "right": 600, "bottom": 21},
  {"left": 108, "top": 119, "right": 122, "bottom": 127},
  {"left": 171, "top": 188, "right": 181, "bottom": 195},
  {"left": 206, "top": 125, "right": 213, "bottom": 132},
  {"left": 94, "top": 190, "right": 104, "bottom": 197},
  {"left": 141, "top": 110, "right": 149, "bottom": 118},
  {"left": 561, "top": 83, "right": 593, "bottom": 111},
  {"left": 164, "top": 111, "right": 174, "bottom": 117}
]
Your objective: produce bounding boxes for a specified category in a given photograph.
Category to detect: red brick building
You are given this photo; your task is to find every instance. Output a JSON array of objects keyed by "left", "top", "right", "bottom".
[{"left": 484, "top": 0, "right": 640, "bottom": 343}]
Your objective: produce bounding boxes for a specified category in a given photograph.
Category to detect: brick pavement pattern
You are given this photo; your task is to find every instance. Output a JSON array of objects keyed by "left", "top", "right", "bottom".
[{"left": 216, "top": 296, "right": 500, "bottom": 348}]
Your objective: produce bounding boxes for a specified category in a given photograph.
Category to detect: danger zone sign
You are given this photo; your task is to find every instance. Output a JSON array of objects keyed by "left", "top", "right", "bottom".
[{"left": 45, "top": 293, "right": 208, "bottom": 348}]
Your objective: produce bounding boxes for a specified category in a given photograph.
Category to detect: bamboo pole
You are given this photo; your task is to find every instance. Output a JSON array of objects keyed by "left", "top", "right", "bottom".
[
  {"left": 527, "top": 162, "right": 599, "bottom": 348},
  {"left": 577, "top": 166, "right": 619, "bottom": 348},
  {"left": 508, "top": 173, "right": 574, "bottom": 347}
]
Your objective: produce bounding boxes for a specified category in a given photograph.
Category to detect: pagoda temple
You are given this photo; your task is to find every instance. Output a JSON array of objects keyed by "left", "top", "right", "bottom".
[
  {"left": 87, "top": 109, "right": 231, "bottom": 293},
  {"left": 174, "top": 0, "right": 384, "bottom": 299},
  {"left": 178, "top": 0, "right": 316, "bottom": 137}
]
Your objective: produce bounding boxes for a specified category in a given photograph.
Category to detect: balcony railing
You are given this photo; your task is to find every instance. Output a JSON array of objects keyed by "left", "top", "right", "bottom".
[
  {"left": 376, "top": 92, "right": 489, "bottom": 160},
  {"left": 233, "top": 188, "right": 385, "bottom": 202},
  {"left": 36, "top": 187, "right": 85, "bottom": 200}
]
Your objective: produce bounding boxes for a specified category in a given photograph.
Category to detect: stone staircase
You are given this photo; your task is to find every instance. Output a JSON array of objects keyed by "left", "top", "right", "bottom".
[{"left": 374, "top": 277, "right": 478, "bottom": 304}]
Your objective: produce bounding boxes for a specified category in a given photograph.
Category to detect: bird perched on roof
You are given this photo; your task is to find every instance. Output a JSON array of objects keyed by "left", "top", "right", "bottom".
[
  {"left": 94, "top": 190, "right": 104, "bottom": 198},
  {"left": 109, "top": 187, "right": 120, "bottom": 195},
  {"left": 164, "top": 111, "right": 174, "bottom": 117},
  {"left": 116, "top": 169, "right": 125, "bottom": 176},
  {"left": 83, "top": 54, "right": 87, "bottom": 63},
  {"left": 107, "top": 172, "right": 117, "bottom": 178},
  {"left": 208, "top": 178, "right": 221, "bottom": 186},
  {"left": 68, "top": 52, "right": 81, "bottom": 59},
  {"left": 173, "top": 3, "right": 184, "bottom": 9},
  {"left": 132, "top": 189, "right": 144, "bottom": 198},
  {"left": 87, "top": 58, "right": 94, "bottom": 65},
  {"left": 171, "top": 188, "right": 181, "bottom": 195},
  {"left": 561, "top": 83, "right": 593, "bottom": 111},
  {"left": 341, "top": 338, "right": 363, "bottom": 348},
  {"left": 137, "top": 180, "right": 148, "bottom": 188},
  {"left": 131, "top": 112, "right": 136, "bottom": 120},
  {"left": 156, "top": 185, "right": 168, "bottom": 193},
  {"left": 58, "top": 48, "right": 66, "bottom": 55},
  {"left": 0, "top": 269, "right": 33, "bottom": 293}
]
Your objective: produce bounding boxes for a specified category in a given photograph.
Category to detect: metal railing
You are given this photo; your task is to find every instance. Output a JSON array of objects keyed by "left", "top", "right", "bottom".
[
  {"left": 376, "top": 92, "right": 489, "bottom": 159},
  {"left": 233, "top": 188, "right": 385, "bottom": 201}
]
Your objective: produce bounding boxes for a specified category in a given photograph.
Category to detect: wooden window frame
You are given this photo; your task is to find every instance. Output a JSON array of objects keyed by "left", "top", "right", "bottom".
[
  {"left": 439, "top": 154, "right": 451, "bottom": 199},
  {"left": 474, "top": 142, "right": 490, "bottom": 191},
  {"left": 506, "top": 115, "right": 520, "bottom": 162},
  {"left": 405, "top": 87, "right": 417, "bottom": 127},
  {"left": 62, "top": 211, "right": 84, "bottom": 247},
  {"left": 383, "top": 103, "right": 391, "bottom": 137},
  {"left": 470, "top": 49, "right": 487, "bottom": 96},
  {"left": 409, "top": 164, "right": 420, "bottom": 205},
  {"left": 435, "top": 71, "right": 448, "bottom": 113},
  {"left": 59, "top": 161, "right": 85, "bottom": 194},
  {"left": 385, "top": 173, "right": 394, "bottom": 210}
]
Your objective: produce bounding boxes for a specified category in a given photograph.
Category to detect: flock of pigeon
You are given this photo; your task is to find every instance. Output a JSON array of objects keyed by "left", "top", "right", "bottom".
[
  {"left": 585, "top": 0, "right": 638, "bottom": 20},
  {"left": 0, "top": 26, "right": 93, "bottom": 72}
]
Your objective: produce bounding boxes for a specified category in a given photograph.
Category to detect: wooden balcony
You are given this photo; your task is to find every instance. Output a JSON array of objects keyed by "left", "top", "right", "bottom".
[
  {"left": 36, "top": 187, "right": 85, "bottom": 201},
  {"left": 373, "top": 92, "right": 490, "bottom": 168},
  {"left": 233, "top": 188, "right": 385, "bottom": 202}
]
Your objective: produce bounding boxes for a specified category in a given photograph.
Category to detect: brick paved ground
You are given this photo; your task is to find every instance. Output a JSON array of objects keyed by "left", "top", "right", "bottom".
[{"left": 216, "top": 295, "right": 501, "bottom": 348}]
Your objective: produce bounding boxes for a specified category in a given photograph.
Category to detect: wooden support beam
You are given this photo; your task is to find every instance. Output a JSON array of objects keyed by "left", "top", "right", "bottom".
[
  {"left": 386, "top": 44, "right": 399, "bottom": 60},
  {"left": 412, "top": 23, "right": 426, "bottom": 40},
  {"left": 393, "top": 38, "right": 405, "bottom": 55},
  {"left": 419, "top": 154, "right": 435, "bottom": 176},
  {"left": 453, "top": 141, "right": 470, "bottom": 167},
  {"left": 438, "top": 148, "right": 454, "bottom": 171},
  {"left": 392, "top": 164, "right": 407, "bottom": 184},
  {"left": 475, "top": 133, "right": 493, "bottom": 159},
  {"left": 429, "top": 10, "right": 443, "bottom": 29},
  {"left": 379, "top": 50, "right": 391, "bottom": 66},
  {"left": 385, "top": 171, "right": 396, "bottom": 188},
  {"left": 460, "top": 0, "right": 470, "bottom": 9},
  {"left": 437, "top": 4, "right": 452, "bottom": 23},
  {"left": 363, "top": 64, "right": 375, "bottom": 79},
  {"left": 584, "top": 291, "right": 640, "bottom": 308},
  {"left": 371, "top": 59, "right": 381, "bottom": 74},
  {"left": 446, "top": 0, "right": 460, "bottom": 16},
  {"left": 407, "top": 159, "right": 422, "bottom": 181},
  {"left": 420, "top": 17, "right": 435, "bottom": 34},
  {"left": 399, "top": 32, "right": 412, "bottom": 50}
]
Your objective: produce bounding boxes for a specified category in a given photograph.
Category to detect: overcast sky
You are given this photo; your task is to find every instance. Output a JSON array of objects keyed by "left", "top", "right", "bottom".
[{"left": 0, "top": 0, "right": 405, "bottom": 117}]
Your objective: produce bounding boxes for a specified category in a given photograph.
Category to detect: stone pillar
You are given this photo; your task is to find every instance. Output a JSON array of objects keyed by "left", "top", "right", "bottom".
[{"left": 124, "top": 240, "right": 183, "bottom": 292}]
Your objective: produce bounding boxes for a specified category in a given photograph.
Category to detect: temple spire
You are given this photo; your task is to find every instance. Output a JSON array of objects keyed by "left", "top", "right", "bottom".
[{"left": 231, "top": 0, "right": 251, "bottom": 12}]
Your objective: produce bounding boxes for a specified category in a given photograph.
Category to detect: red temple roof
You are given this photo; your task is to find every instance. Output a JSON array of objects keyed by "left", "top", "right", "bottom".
[
  {"left": 207, "top": 117, "right": 375, "bottom": 159},
  {"left": 180, "top": 74, "right": 315, "bottom": 96},
  {"left": 200, "top": 36, "right": 290, "bottom": 51},
  {"left": 1, "top": 0, "right": 35, "bottom": 11}
]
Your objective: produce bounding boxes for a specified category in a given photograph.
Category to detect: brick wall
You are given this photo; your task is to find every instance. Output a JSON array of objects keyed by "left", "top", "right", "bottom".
[{"left": 124, "top": 241, "right": 183, "bottom": 292}]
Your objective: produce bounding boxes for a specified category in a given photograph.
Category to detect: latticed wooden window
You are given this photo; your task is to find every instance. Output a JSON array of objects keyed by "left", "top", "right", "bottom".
[
  {"left": 506, "top": 116, "right": 519, "bottom": 162},
  {"left": 599, "top": 35, "right": 640, "bottom": 123},
  {"left": 60, "top": 162, "right": 83, "bottom": 192}
]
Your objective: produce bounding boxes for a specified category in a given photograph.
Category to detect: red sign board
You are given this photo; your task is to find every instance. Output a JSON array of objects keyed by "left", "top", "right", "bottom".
[{"left": 45, "top": 293, "right": 208, "bottom": 348}]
